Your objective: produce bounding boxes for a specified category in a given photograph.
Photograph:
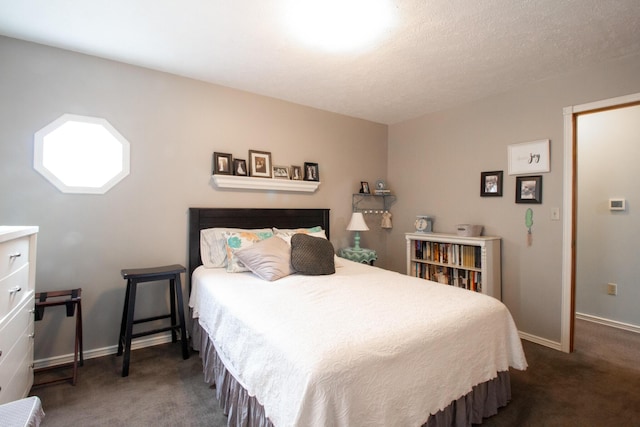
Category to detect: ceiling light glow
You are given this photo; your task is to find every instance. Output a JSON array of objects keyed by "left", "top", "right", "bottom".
[{"left": 285, "top": 0, "right": 395, "bottom": 52}]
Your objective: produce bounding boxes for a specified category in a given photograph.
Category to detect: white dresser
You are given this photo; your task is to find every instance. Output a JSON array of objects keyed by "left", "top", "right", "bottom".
[{"left": 0, "top": 226, "right": 38, "bottom": 405}]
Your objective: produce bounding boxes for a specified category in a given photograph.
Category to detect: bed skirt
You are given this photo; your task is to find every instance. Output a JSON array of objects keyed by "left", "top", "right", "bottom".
[{"left": 193, "top": 319, "right": 511, "bottom": 427}]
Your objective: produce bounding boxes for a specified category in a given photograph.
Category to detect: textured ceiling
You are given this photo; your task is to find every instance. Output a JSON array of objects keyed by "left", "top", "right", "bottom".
[{"left": 1, "top": 0, "right": 639, "bottom": 124}]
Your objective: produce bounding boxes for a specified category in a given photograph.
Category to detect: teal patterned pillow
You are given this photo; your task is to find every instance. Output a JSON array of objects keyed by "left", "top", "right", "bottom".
[{"left": 223, "top": 230, "right": 274, "bottom": 272}]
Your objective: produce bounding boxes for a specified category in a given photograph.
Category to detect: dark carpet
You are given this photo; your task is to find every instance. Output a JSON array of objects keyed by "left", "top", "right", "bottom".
[{"left": 30, "top": 320, "right": 640, "bottom": 426}]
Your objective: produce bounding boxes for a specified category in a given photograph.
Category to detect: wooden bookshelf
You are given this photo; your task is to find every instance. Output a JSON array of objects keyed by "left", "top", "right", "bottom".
[{"left": 405, "top": 232, "right": 501, "bottom": 299}]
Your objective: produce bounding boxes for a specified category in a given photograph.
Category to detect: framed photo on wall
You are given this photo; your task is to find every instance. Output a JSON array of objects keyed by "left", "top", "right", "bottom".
[
  {"left": 273, "top": 165, "right": 290, "bottom": 179},
  {"left": 516, "top": 175, "right": 542, "bottom": 203},
  {"left": 290, "top": 165, "right": 303, "bottom": 180},
  {"left": 508, "top": 139, "right": 550, "bottom": 175},
  {"left": 213, "top": 152, "right": 233, "bottom": 175},
  {"left": 249, "top": 150, "right": 272, "bottom": 178},
  {"left": 233, "top": 159, "right": 247, "bottom": 176},
  {"left": 304, "top": 162, "right": 319, "bottom": 181},
  {"left": 480, "top": 171, "right": 503, "bottom": 197}
]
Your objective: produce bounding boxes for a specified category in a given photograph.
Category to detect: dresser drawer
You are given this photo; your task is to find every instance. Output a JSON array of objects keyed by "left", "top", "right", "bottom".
[
  {"left": 0, "top": 265, "right": 30, "bottom": 323},
  {"left": 0, "top": 236, "right": 30, "bottom": 281},
  {"left": 0, "top": 298, "right": 34, "bottom": 404},
  {"left": 0, "top": 338, "right": 34, "bottom": 404}
]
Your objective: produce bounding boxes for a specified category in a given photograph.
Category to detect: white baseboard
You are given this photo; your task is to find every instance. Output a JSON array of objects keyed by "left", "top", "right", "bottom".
[
  {"left": 518, "top": 331, "right": 563, "bottom": 351},
  {"left": 33, "top": 332, "right": 174, "bottom": 369},
  {"left": 575, "top": 312, "right": 640, "bottom": 334}
]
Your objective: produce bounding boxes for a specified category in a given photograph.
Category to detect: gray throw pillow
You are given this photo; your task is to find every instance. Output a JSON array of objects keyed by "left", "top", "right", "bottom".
[{"left": 290, "top": 233, "right": 335, "bottom": 275}]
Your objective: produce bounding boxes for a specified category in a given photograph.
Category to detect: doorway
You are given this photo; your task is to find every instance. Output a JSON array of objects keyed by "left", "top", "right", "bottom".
[{"left": 562, "top": 93, "right": 640, "bottom": 352}]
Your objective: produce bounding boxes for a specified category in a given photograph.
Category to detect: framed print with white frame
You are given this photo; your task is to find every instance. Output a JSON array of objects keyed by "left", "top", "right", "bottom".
[
  {"left": 508, "top": 139, "right": 550, "bottom": 175},
  {"left": 248, "top": 150, "right": 272, "bottom": 178}
]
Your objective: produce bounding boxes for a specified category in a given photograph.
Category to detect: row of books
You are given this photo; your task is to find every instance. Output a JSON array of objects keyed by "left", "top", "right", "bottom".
[
  {"left": 411, "top": 263, "right": 482, "bottom": 292},
  {"left": 413, "top": 241, "right": 481, "bottom": 268}
]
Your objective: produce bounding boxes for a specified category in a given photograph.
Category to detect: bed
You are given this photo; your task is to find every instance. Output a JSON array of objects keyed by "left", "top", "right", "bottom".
[{"left": 187, "top": 208, "right": 527, "bottom": 427}]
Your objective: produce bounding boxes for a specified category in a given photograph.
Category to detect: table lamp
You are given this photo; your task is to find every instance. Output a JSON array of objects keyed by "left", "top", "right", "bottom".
[{"left": 346, "top": 212, "right": 369, "bottom": 251}]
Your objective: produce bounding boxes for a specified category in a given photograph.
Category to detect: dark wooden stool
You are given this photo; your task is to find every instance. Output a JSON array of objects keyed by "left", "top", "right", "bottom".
[
  {"left": 33, "top": 288, "right": 83, "bottom": 386},
  {"left": 117, "top": 264, "right": 189, "bottom": 377}
]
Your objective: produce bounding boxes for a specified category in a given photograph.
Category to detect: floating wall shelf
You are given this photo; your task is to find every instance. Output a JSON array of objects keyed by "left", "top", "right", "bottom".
[{"left": 211, "top": 175, "right": 321, "bottom": 193}]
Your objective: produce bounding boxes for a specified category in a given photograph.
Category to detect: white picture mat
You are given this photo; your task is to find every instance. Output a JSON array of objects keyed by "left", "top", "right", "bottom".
[{"left": 508, "top": 139, "right": 550, "bottom": 175}]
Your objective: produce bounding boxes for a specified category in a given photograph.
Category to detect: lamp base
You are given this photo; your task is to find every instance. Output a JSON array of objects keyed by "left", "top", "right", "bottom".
[{"left": 353, "top": 231, "right": 362, "bottom": 251}]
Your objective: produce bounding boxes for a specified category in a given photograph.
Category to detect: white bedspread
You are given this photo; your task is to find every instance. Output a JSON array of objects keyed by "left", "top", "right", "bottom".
[{"left": 190, "top": 261, "right": 527, "bottom": 427}]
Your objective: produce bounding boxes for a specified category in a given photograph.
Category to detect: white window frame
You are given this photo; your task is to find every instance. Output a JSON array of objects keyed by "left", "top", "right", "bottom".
[{"left": 34, "top": 114, "right": 130, "bottom": 194}]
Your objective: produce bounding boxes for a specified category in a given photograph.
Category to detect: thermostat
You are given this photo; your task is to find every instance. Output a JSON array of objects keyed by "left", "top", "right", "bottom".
[{"left": 609, "top": 199, "right": 626, "bottom": 211}]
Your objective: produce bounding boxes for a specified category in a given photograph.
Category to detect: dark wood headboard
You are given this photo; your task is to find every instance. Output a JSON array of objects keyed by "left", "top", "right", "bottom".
[{"left": 188, "top": 208, "right": 330, "bottom": 282}]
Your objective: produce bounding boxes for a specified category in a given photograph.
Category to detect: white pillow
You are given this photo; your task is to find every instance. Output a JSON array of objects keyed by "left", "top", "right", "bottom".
[
  {"left": 234, "top": 236, "right": 294, "bottom": 281},
  {"left": 273, "top": 227, "right": 327, "bottom": 245},
  {"left": 200, "top": 227, "right": 272, "bottom": 268}
]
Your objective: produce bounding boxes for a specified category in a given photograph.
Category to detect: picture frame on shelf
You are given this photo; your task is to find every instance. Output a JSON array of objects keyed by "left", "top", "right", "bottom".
[
  {"left": 480, "top": 171, "right": 503, "bottom": 197},
  {"left": 360, "top": 181, "right": 370, "bottom": 194},
  {"left": 213, "top": 152, "right": 233, "bottom": 175},
  {"left": 233, "top": 159, "right": 247, "bottom": 176},
  {"left": 516, "top": 175, "right": 542, "bottom": 203},
  {"left": 304, "top": 162, "right": 319, "bottom": 181},
  {"left": 249, "top": 150, "right": 272, "bottom": 178},
  {"left": 273, "top": 165, "right": 290, "bottom": 179},
  {"left": 508, "top": 139, "right": 550, "bottom": 175},
  {"left": 290, "top": 165, "right": 303, "bottom": 180}
]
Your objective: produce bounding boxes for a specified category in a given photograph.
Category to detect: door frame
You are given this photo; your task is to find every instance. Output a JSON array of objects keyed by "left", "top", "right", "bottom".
[{"left": 561, "top": 92, "right": 640, "bottom": 353}]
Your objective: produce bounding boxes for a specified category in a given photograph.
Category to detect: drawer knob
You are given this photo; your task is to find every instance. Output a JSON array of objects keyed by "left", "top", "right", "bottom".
[
  {"left": 9, "top": 286, "right": 22, "bottom": 294},
  {"left": 9, "top": 252, "right": 22, "bottom": 260}
]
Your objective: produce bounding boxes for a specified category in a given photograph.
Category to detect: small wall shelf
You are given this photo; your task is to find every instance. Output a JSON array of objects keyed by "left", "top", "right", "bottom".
[
  {"left": 352, "top": 193, "right": 397, "bottom": 212},
  {"left": 211, "top": 175, "right": 321, "bottom": 193}
]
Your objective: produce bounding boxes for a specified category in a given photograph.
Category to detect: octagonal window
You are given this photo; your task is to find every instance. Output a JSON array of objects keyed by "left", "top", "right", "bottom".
[{"left": 34, "top": 114, "right": 130, "bottom": 194}]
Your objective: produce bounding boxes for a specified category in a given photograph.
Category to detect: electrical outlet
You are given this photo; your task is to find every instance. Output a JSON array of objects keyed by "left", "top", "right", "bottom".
[{"left": 607, "top": 283, "right": 617, "bottom": 296}]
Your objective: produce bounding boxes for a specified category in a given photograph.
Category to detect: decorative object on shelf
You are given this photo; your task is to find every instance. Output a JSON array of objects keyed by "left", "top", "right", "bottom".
[
  {"left": 346, "top": 212, "right": 369, "bottom": 250},
  {"left": 414, "top": 215, "right": 433, "bottom": 233},
  {"left": 456, "top": 224, "right": 483, "bottom": 237},
  {"left": 273, "top": 165, "right": 290, "bottom": 179},
  {"left": 525, "top": 208, "right": 534, "bottom": 246},
  {"left": 360, "top": 181, "right": 370, "bottom": 194},
  {"left": 304, "top": 162, "right": 319, "bottom": 181},
  {"left": 249, "top": 150, "right": 272, "bottom": 178},
  {"left": 233, "top": 159, "right": 247, "bottom": 176},
  {"left": 213, "top": 152, "right": 233, "bottom": 175},
  {"left": 508, "top": 139, "right": 550, "bottom": 175},
  {"left": 516, "top": 175, "right": 542, "bottom": 203},
  {"left": 339, "top": 247, "right": 377, "bottom": 265},
  {"left": 381, "top": 210, "right": 392, "bottom": 229},
  {"left": 480, "top": 171, "right": 503, "bottom": 197},
  {"left": 291, "top": 165, "right": 303, "bottom": 180},
  {"left": 374, "top": 179, "right": 390, "bottom": 195}
]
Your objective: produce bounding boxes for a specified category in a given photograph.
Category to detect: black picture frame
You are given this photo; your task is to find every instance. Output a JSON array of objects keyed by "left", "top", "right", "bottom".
[
  {"left": 213, "top": 152, "right": 233, "bottom": 175},
  {"left": 360, "top": 181, "right": 370, "bottom": 194},
  {"left": 233, "top": 159, "right": 247, "bottom": 176},
  {"left": 481, "top": 171, "right": 503, "bottom": 197},
  {"left": 249, "top": 150, "right": 272, "bottom": 178},
  {"left": 516, "top": 175, "right": 542, "bottom": 204},
  {"left": 304, "top": 162, "right": 319, "bottom": 181}
]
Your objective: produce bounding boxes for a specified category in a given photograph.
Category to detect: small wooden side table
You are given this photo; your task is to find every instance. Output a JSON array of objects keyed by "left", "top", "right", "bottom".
[{"left": 339, "top": 247, "right": 377, "bottom": 266}]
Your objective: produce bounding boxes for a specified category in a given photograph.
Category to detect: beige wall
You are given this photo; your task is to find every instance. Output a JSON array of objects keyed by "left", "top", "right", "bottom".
[
  {"left": 387, "top": 53, "right": 640, "bottom": 343},
  {"left": 0, "top": 36, "right": 387, "bottom": 360}
]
